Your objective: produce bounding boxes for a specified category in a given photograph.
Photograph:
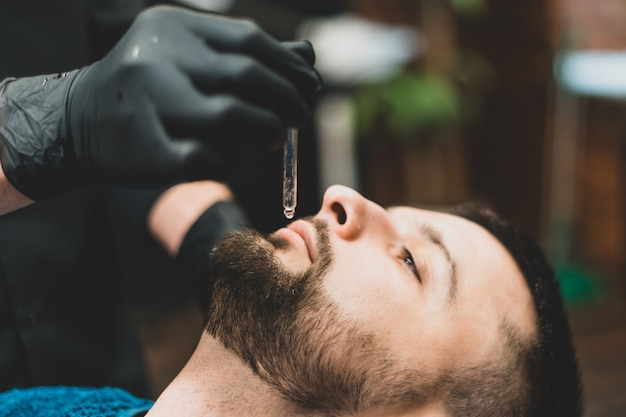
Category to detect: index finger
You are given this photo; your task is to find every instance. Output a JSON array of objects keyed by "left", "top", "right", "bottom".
[{"left": 173, "top": 8, "right": 322, "bottom": 101}]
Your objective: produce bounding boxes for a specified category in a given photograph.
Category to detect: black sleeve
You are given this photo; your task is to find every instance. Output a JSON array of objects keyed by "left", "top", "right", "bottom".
[{"left": 176, "top": 201, "right": 250, "bottom": 312}]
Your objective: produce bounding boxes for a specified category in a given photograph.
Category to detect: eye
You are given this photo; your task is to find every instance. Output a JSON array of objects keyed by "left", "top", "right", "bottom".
[{"left": 402, "top": 247, "right": 422, "bottom": 283}]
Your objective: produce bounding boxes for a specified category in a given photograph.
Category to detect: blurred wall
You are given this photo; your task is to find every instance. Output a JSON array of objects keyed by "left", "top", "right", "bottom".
[{"left": 457, "top": 0, "right": 553, "bottom": 239}]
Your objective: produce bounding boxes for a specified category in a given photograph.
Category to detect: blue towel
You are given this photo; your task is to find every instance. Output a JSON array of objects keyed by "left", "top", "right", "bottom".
[{"left": 0, "top": 386, "right": 153, "bottom": 417}]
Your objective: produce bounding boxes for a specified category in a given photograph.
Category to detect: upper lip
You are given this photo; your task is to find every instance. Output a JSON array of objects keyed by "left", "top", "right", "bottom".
[{"left": 287, "top": 220, "right": 317, "bottom": 263}]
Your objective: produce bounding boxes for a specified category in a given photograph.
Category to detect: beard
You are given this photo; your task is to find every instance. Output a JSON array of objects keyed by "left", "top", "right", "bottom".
[{"left": 205, "top": 219, "right": 429, "bottom": 415}]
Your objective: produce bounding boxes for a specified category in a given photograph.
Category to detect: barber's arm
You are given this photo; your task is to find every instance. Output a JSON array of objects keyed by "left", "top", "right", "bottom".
[
  {"left": 148, "top": 181, "right": 239, "bottom": 256},
  {"left": 148, "top": 180, "right": 249, "bottom": 309},
  {"left": 0, "top": 5, "right": 321, "bottom": 212}
]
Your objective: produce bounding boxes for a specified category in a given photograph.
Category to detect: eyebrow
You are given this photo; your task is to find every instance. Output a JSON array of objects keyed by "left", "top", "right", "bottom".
[{"left": 419, "top": 224, "right": 458, "bottom": 302}]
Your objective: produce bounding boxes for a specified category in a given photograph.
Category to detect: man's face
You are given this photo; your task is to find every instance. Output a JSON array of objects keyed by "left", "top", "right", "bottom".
[{"left": 207, "top": 185, "right": 537, "bottom": 415}]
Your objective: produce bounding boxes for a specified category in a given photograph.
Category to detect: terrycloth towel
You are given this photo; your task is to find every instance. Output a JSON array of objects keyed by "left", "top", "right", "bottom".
[{"left": 0, "top": 386, "right": 153, "bottom": 417}]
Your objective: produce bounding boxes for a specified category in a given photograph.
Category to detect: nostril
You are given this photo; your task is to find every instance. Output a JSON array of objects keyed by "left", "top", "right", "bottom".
[{"left": 332, "top": 202, "right": 347, "bottom": 225}]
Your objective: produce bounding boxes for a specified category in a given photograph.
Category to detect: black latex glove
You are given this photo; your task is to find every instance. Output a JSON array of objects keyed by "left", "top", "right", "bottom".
[{"left": 0, "top": 5, "right": 322, "bottom": 200}]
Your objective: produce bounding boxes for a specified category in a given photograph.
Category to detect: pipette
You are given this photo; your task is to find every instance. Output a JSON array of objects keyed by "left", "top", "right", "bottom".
[{"left": 283, "top": 128, "right": 298, "bottom": 219}]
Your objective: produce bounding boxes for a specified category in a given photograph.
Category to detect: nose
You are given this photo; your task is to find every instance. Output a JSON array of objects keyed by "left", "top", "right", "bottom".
[{"left": 317, "top": 185, "right": 392, "bottom": 241}]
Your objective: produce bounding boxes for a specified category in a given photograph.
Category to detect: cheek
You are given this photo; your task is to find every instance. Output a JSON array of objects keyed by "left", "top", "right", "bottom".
[
  {"left": 319, "top": 256, "right": 497, "bottom": 371},
  {"left": 406, "top": 305, "right": 500, "bottom": 369},
  {"left": 378, "top": 311, "right": 492, "bottom": 375},
  {"left": 321, "top": 253, "right": 420, "bottom": 339}
]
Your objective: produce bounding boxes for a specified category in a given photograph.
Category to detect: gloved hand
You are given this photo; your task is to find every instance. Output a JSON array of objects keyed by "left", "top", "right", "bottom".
[{"left": 0, "top": 5, "right": 322, "bottom": 200}]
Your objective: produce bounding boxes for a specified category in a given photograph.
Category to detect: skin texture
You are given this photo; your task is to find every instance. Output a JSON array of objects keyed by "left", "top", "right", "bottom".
[{"left": 146, "top": 184, "right": 537, "bottom": 417}]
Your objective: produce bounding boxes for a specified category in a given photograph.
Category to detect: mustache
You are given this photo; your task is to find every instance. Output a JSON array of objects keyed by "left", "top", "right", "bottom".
[{"left": 207, "top": 217, "right": 333, "bottom": 305}]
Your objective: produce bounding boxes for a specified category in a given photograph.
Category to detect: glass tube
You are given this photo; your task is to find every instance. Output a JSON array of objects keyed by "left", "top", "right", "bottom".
[{"left": 283, "top": 128, "right": 298, "bottom": 219}]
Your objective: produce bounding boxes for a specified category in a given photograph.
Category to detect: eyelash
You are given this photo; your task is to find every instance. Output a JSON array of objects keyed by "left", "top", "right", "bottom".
[{"left": 402, "top": 247, "right": 422, "bottom": 283}]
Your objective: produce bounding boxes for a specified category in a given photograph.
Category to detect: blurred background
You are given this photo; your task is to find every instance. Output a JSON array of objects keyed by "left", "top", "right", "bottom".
[{"left": 2, "top": 0, "right": 625, "bottom": 415}]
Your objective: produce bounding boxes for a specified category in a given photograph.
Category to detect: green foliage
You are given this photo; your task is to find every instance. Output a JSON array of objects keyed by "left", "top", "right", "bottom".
[
  {"left": 449, "top": 0, "right": 488, "bottom": 16},
  {"left": 353, "top": 71, "right": 464, "bottom": 141}
]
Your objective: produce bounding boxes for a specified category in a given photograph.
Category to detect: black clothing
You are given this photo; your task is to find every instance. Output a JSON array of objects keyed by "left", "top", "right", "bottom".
[
  {"left": 0, "top": 187, "right": 151, "bottom": 396},
  {"left": 0, "top": 0, "right": 155, "bottom": 397}
]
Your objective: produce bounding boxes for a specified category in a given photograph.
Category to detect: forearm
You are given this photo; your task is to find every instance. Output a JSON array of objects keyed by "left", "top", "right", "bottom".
[
  {"left": 148, "top": 181, "right": 236, "bottom": 256},
  {"left": 0, "top": 160, "right": 33, "bottom": 215},
  {"left": 148, "top": 180, "right": 250, "bottom": 310}
]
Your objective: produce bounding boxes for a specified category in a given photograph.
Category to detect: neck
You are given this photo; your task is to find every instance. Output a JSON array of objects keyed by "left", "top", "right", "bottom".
[
  {"left": 145, "top": 334, "right": 443, "bottom": 417},
  {"left": 145, "top": 334, "right": 317, "bottom": 417}
]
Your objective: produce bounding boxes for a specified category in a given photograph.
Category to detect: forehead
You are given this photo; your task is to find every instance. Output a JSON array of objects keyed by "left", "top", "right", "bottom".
[
  {"left": 387, "top": 205, "right": 501, "bottom": 252},
  {"left": 389, "top": 203, "right": 471, "bottom": 222},
  {"left": 388, "top": 205, "right": 508, "bottom": 256}
]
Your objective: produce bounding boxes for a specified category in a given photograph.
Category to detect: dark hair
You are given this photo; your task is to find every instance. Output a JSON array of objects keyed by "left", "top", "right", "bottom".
[{"left": 449, "top": 202, "right": 583, "bottom": 417}]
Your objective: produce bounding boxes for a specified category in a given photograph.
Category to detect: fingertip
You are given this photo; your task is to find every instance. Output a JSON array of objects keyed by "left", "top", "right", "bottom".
[{"left": 282, "top": 40, "right": 316, "bottom": 66}]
